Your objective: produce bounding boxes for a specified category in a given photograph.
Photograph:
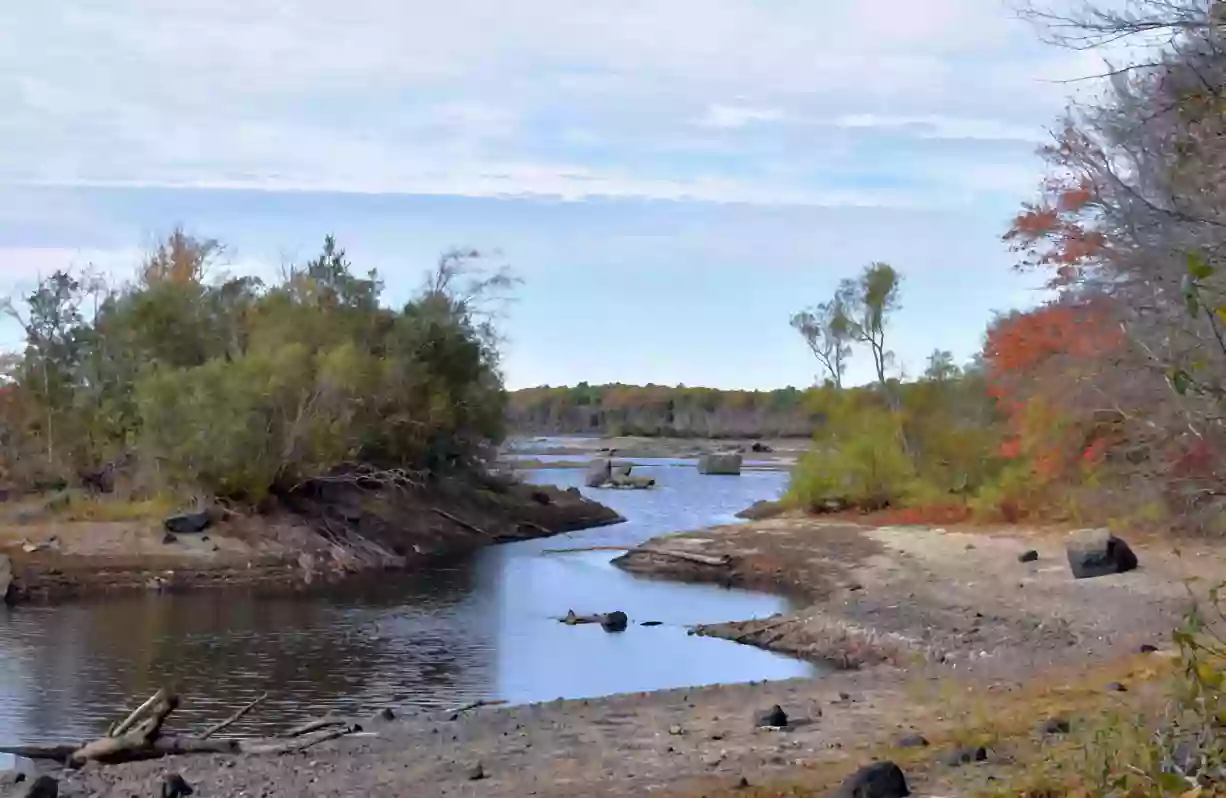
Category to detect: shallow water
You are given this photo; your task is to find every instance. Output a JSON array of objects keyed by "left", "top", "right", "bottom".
[{"left": 0, "top": 460, "right": 813, "bottom": 758}]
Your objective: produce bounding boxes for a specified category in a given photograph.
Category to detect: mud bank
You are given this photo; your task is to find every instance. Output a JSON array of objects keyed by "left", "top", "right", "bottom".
[
  {"left": 28, "top": 648, "right": 1179, "bottom": 798},
  {"left": 613, "top": 515, "right": 1205, "bottom": 679},
  {"left": 1, "top": 479, "right": 623, "bottom": 603}
]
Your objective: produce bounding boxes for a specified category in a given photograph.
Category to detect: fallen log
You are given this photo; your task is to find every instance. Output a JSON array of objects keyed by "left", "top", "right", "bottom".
[
  {"left": 541, "top": 546, "right": 729, "bottom": 567},
  {"left": 279, "top": 717, "right": 349, "bottom": 738},
  {"left": 244, "top": 724, "right": 362, "bottom": 755},
  {"left": 0, "top": 744, "right": 80, "bottom": 764},
  {"left": 109, "top": 687, "right": 168, "bottom": 737},
  {"left": 0, "top": 689, "right": 364, "bottom": 767},
  {"left": 430, "top": 507, "right": 491, "bottom": 537},
  {"left": 635, "top": 547, "right": 733, "bottom": 567},
  {"left": 74, "top": 691, "right": 179, "bottom": 764}
]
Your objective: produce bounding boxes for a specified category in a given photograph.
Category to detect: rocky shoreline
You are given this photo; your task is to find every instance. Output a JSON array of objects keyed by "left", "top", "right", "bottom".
[
  {"left": 6, "top": 512, "right": 1209, "bottom": 796},
  {"left": 0, "top": 479, "right": 624, "bottom": 604}
]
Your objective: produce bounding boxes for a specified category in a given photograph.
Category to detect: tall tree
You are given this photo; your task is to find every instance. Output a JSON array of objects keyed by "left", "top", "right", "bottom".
[
  {"left": 838, "top": 262, "right": 903, "bottom": 387},
  {"left": 790, "top": 296, "right": 853, "bottom": 388}
]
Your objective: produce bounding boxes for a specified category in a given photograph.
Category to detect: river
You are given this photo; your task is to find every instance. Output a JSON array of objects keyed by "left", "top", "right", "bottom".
[{"left": 0, "top": 459, "right": 814, "bottom": 759}]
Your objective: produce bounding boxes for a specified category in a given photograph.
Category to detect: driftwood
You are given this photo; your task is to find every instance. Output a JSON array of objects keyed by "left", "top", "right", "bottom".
[
  {"left": 544, "top": 545, "right": 731, "bottom": 567},
  {"left": 447, "top": 699, "right": 509, "bottom": 714},
  {"left": 0, "top": 689, "right": 364, "bottom": 768},
  {"left": 280, "top": 717, "right": 349, "bottom": 738},
  {"left": 430, "top": 507, "right": 491, "bottom": 537}
]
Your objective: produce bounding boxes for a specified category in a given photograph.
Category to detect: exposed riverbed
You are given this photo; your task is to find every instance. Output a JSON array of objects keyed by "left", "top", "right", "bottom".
[{"left": 0, "top": 460, "right": 812, "bottom": 763}]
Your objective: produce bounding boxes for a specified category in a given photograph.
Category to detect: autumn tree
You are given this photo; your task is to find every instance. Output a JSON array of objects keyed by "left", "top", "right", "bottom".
[{"left": 1007, "top": 0, "right": 1226, "bottom": 528}]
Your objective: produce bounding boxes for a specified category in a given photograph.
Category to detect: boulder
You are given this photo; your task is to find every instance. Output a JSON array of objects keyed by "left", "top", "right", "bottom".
[
  {"left": 609, "top": 474, "right": 655, "bottom": 490},
  {"left": 22, "top": 775, "right": 59, "bottom": 798},
  {"left": 1065, "top": 528, "right": 1138, "bottom": 579},
  {"left": 600, "top": 610, "right": 628, "bottom": 632},
  {"left": 750, "top": 442, "right": 774, "bottom": 453},
  {"left": 163, "top": 511, "right": 212, "bottom": 535},
  {"left": 697, "top": 453, "right": 743, "bottom": 476},
  {"left": 1018, "top": 549, "right": 1039, "bottom": 563},
  {"left": 583, "top": 458, "right": 613, "bottom": 488},
  {"left": 0, "top": 553, "right": 13, "bottom": 606},
  {"left": 833, "top": 761, "right": 909, "bottom": 798},
  {"left": 755, "top": 705, "right": 788, "bottom": 728}
]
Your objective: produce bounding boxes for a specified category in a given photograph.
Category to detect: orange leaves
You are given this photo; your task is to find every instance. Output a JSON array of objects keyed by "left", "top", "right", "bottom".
[
  {"left": 982, "top": 301, "right": 1122, "bottom": 379},
  {"left": 1004, "top": 175, "right": 1106, "bottom": 283}
]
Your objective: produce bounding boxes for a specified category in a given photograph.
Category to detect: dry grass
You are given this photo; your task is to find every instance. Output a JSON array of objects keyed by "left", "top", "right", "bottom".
[
  {"left": 50, "top": 492, "right": 179, "bottom": 523},
  {"left": 667, "top": 653, "right": 1181, "bottom": 798}
]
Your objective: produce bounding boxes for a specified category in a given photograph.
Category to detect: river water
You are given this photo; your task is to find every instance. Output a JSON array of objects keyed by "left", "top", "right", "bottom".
[{"left": 0, "top": 460, "right": 813, "bottom": 757}]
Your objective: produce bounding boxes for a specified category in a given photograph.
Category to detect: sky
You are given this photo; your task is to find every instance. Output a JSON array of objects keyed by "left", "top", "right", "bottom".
[{"left": 0, "top": 1, "right": 1114, "bottom": 389}]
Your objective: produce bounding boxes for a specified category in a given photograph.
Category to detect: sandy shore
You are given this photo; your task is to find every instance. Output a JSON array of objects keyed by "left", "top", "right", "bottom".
[{"left": 31, "top": 513, "right": 1206, "bottom": 797}]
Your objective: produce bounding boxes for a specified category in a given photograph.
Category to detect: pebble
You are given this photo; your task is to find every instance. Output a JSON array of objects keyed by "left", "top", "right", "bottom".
[{"left": 465, "top": 762, "right": 485, "bottom": 781}]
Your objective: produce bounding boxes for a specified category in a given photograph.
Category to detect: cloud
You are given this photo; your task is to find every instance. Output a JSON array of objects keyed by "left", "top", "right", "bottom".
[
  {"left": 699, "top": 105, "right": 787, "bottom": 129},
  {"left": 0, "top": 0, "right": 1102, "bottom": 205}
]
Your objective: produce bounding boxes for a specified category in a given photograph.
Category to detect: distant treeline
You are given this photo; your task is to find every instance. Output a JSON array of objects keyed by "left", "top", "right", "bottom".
[{"left": 505, "top": 383, "right": 822, "bottom": 438}]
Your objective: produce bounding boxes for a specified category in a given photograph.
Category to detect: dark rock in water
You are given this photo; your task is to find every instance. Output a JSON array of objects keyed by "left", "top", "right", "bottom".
[
  {"left": 600, "top": 610, "right": 628, "bottom": 633},
  {"left": 1018, "top": 549, "right": 1039, "bottom": 563},
  {"left": 896, "top": 733, "right": 929, "bottom": 748},
  {"left": 163, "top": 511, "right": 212, "bottom": 535},
  {"left": 640, "top": 621, "right": 663, "bottom": 627},
  {"left": 23, "top": 775, "right": 58, "bottom": 798},
  {"left": 161, "top": 773, "right": 193, "bottom": 798},
  {"left": 750, "top": 442, "right": 774, "bottom": 453},
  {"left": 370, "top": 707, "right": 396, "bottom": 723},
  {"left": 833, "top": 761, "right": 909, "bottom": 798},
  {"left": 1139, "top": 643, "right": 1158, "bottom": 654},
  {"left": 1065, "top": 528, "right": 1138, "bottom": 579},
  {"left": 465, "top": 762, "right": 485, "bottom": 781},
  {"left": 943, "top": 746, "right": 987, "bottom": 766},
  {"left": 1039, "top": 717, "right": 1070, "bottom": 735},
  {"left": 755, "top": 705, "right": 788, "bottom": 728},
  {"left": 584, "top": 458, "right": 612, "bottom": 488}
]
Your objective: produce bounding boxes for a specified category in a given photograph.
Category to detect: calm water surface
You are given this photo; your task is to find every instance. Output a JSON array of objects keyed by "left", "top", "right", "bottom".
[{"left": 0, "top": 461, "right": 812, "bottom": 758}]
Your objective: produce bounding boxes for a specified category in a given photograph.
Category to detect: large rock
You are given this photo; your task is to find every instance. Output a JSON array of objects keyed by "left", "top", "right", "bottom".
[
  {"left": 834, "top": 761, "right": 909, "bottom": 798},
  {"left": 163, "top": 511, "right": 212, "bottom": 535},
  {"left": 1066, "top": 528, "right": 1138, "bottom": 579},
  {"left": 697, "top": 453, "right": 742, "bottom": 475},
  {"left": 583, "top": 458, "right": 613, "bottom": 488}
]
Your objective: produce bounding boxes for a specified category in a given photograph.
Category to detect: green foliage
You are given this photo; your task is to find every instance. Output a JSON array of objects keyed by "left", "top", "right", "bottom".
[
  {"left": 507, "top": 383, "right": 817, "bottom": 438},
  {"left": 0, "top": 229, "right": 514, "bottom": 502}
]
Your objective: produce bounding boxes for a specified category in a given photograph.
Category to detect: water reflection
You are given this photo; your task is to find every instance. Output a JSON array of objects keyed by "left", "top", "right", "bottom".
[{"left": 0, "top": 460, "right": 812, "bottom": 760}]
